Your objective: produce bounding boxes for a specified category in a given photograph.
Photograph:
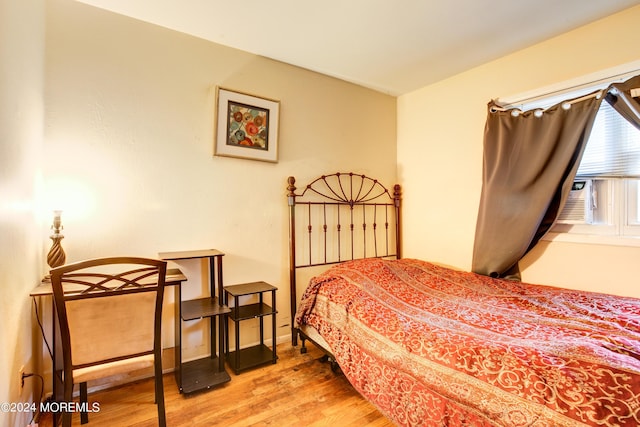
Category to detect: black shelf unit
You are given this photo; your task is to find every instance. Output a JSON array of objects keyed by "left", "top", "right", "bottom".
[
  {"left": 159, "top": 249, "right": 231, "bottom": 393},
  {"left": 224, "top": 281, "right": 278, "bottom": 374}
]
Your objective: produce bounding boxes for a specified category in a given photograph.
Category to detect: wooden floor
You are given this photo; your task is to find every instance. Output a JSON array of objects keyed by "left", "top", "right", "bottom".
[{"left": 38, "top": 343, "right": 393, "bottom": 426}]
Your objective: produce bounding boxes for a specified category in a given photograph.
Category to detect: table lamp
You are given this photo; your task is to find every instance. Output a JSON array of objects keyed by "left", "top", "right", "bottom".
[{"left": 47, "top": 210, "right": 66, "bottom": 269}]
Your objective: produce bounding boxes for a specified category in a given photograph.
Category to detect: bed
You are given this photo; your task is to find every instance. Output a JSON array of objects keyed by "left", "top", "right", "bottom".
[{"left": 287, "top": 172, "right": 640, "bottom": 427}]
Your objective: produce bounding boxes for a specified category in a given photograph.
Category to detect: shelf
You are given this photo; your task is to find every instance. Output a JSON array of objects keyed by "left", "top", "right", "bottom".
[
  {"left": 225, "top": 281, "right": 278, "bottom": 375},
  {"left": 228, "top": 302, "right": 276, "bottom": 321},
  {"left": 179, "top": 357, "right": 231, "bottom": 394},
  {"left": 225, "top": 281, "right": 276, "bottom": 297},
  {"left": 160, "top": 250, "right": 229, "bottom": 394},
  {"left": 226, "top": 344, "right": 277, "bottom": 374},
  {"left": 158, "top": 248, "right": 224, "bottom": 260},
  {"left": 182, "top": 297, "right": 230, "bottom": 321}
]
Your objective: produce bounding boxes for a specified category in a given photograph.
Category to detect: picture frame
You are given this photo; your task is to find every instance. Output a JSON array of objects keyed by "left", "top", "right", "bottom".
[{"left": 214, "top": 87, "right": 280, "bottom": 163}]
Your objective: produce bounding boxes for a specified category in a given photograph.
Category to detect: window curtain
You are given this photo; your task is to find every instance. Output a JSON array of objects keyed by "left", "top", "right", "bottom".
[
  {"left": 472, "top": 74, "right": 640, "bottom": 280},
  {"left": 472, "top": 94, "right": 602, "bottom": 279}
]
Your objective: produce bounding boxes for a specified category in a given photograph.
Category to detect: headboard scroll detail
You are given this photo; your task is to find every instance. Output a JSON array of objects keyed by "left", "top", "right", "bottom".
[{"left": 288, "top": 173, "right": 401, "bottom": 208}]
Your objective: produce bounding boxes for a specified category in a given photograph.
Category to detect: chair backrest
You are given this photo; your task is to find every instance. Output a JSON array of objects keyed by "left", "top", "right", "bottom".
[{"left": 50, "top": 257, "right": 167, "bottom": 370}]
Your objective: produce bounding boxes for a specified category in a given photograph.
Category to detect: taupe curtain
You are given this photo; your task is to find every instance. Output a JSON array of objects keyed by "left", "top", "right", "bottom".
[
  {"left": 472, "top": 94, "right": 602, "bottom": 279},
  {"left": 472, "top": 74, "right": 640, "bottom": 279}
]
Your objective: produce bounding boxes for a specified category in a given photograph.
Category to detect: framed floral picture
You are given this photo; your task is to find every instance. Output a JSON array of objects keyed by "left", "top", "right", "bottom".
[{"left": 214, "top": 87, "right": 280, "bottom": 163}]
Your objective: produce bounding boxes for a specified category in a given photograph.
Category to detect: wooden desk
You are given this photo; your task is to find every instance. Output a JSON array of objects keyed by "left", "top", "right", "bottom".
[{"left": 30, "top": 268, "right": 187, "bottom": 425}]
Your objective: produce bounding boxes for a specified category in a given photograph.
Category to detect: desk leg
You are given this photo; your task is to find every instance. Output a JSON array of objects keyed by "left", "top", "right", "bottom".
[
  {"left": 271, "top": 290, "right": 277, "bottom": 363},
  {"left": 224, "top": 292, "right": 229, "bottom": 361},
  {"left": 234, "top": 297, "right": 240, "bottom": 371},
  {"left": 208, "top": 257, "right": 216, "bottom": 362},
  {"left": 174, "top": 285, "right": 182, "bottom": 392},
  {"left": 218, "top": 316, "right": 225, "bottom": 372},
  {"left": 216, "top": 256, "right": 224, "bottom": 302},
  {"left": 52, "top": 300, "right": 64, "bottom": 426},
  {"left": 208, "top": 255, "right": 225, "bottom": 371},
  {"left": 216, "top": 256, "right": 225, "bottom": 371},
  {"left": 210, "top": 316, "right": 216, "bottom": 361},
  {"left": 259, "top": 293, "right": 264, "bottom": 345}
]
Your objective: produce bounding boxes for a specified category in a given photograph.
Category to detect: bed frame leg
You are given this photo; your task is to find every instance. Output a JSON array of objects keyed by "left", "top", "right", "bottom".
[
  {"left": 300, "top": 336, "right": 307, "bottom": 354},
  {"left": 318, "top": 354, "right": 339, "bottom": 372}
]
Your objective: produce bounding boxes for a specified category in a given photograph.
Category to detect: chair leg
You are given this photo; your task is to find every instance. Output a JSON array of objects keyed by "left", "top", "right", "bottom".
[
  {"left": 80, "top": 382, "right": 89, "bottom": 424},
  {"left": 155, "top": 358, "right": 166, "bottom": 427},
  {"left": 62, "top": 372, "right": 74, "bottom": 427}
]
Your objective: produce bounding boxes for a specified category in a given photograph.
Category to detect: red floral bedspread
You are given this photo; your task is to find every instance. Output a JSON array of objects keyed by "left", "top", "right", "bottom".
[{"left": 295, "top": 258, "right": 640, "bottom": 427}]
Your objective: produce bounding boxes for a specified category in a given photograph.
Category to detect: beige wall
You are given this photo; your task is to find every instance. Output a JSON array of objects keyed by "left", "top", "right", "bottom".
[
  {"left": 44, "top": 0, "right": 396, "bottom": 365},
  {"left": 0, "top": 0, "right": 45, "bottom": 423},
  {"left": 398, "top": 5, "right": 640, "bottom": 298}
]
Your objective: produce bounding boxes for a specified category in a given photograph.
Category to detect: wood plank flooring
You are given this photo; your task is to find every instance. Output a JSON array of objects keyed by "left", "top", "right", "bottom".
[{"left": 38, "top": 343, "right": 393, "bottom": 426}]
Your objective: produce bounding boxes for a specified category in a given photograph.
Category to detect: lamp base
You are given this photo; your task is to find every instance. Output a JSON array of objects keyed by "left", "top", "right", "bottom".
[{"left": 47, "top": 236, "right": 65, "bottom": 269}]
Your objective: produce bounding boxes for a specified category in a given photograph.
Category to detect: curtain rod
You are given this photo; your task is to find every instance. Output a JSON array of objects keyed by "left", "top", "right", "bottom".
[
  {"left": 497, "top": 68, "right": 640, "bottom": 107},
  {"left": 491, "top": 90, "right": 604, "bottom": 114}
]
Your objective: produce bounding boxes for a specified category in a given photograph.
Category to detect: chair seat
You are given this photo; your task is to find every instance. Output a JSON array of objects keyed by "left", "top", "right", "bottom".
[{"left": 73, "top": 354, "right": 154, "bottom": 384}]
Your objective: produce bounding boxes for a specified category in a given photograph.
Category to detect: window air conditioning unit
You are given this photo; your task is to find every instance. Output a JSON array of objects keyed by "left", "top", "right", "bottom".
[{"left": 557, "top": 180, "right": 595, "bottom": 224}]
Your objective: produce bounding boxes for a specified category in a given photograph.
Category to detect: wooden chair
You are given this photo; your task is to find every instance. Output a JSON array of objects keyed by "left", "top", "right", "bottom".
[{"left": 50, "top": 257, "right": 167, "bottom": 426}]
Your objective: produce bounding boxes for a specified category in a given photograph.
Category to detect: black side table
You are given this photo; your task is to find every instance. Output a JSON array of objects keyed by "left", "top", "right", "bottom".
[{"left": 224, "top": 281, "right": 278, "bottom": 374}]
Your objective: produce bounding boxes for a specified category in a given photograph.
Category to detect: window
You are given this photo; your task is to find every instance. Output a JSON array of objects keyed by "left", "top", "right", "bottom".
[{"left": 553, "top": 98, "right": 640, "bottom": 239}]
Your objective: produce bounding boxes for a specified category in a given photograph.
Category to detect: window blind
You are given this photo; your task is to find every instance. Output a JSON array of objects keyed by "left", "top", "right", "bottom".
[{"left": 577, "top": 100, "right": 640, "bottom": 178}]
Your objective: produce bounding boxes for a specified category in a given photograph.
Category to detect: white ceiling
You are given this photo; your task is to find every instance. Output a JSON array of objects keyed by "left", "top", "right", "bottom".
[{"left": 76, "top": 0, "right": 640, "bottom": 96}]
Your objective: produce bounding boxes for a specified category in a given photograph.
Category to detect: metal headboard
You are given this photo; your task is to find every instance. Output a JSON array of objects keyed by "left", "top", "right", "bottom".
[{"left": 287, "top": 172, "right": 402, "bottom": 345}]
